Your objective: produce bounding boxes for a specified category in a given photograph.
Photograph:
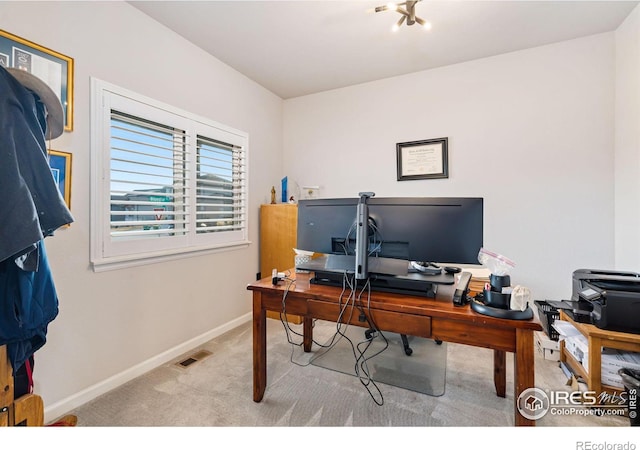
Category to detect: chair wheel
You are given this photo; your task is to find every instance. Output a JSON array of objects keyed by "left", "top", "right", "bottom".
[
  {"left": 435, "top": 340, "right": 443, "bottom": 345},
  {"left": 400, "top": 334, "right": 413, "bottom": 356}
]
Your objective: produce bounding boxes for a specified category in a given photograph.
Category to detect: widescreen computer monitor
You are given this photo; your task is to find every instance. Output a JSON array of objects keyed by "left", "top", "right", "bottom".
[{"left": 296, "top": 196, "right": 484, "bottom": 265}]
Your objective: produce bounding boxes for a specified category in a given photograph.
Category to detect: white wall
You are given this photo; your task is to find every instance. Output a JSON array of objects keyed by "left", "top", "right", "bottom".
[
  {"left": 0, "top": 1, "right": 283, "bottom": 421},
  {"left": 615, "top": 5, "right": 640, "bottom": 270},
  {"left": 283, "top": 33, "right": 616, "bottom": 300}
]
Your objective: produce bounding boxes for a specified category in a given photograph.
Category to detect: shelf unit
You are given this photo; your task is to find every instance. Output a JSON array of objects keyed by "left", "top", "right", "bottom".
[{"left": 559, "top": 310, "right": 640, "bottom": 396}]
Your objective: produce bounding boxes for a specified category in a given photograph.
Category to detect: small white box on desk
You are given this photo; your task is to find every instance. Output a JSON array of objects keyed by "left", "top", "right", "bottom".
[{"left": 535, "top": 330, "right": 560, "bottom": 361}]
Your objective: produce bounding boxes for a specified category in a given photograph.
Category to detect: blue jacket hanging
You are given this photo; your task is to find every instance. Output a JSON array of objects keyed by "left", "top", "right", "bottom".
[
  {"left": 0, "top": 241, "right": 59, "bottom": 371},
  {"left": 0, "top": 66, "right": 73, "bottom": 371},
  {"left": 0, "top": 65, "right": 73, "bottom": 264}
]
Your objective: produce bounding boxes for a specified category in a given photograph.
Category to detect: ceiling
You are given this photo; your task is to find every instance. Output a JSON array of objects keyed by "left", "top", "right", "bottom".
[{"left": 130, "top": 0, "right": 639, "bottom": 99}]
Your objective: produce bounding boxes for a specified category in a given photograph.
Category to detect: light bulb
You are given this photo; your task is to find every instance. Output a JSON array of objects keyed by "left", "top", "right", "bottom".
[
  {"left": 393, "top": 15, "right": 406, "bottom": 31},
  {"left": 387, "top": 2, "right": 398, "bottom": 11},
  {"left": 414, "top": 16, "right": 431, "bottom": 30}
]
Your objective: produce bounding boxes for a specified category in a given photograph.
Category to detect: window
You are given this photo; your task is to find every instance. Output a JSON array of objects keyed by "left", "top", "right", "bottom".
[{"left": 91, "top": 79, "right": 249, "bottom": 271}]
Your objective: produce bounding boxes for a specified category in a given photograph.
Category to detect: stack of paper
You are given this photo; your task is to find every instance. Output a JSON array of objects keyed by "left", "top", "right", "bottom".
[{"left": 462, "top": 266, "right": 490, "bottom": 293}]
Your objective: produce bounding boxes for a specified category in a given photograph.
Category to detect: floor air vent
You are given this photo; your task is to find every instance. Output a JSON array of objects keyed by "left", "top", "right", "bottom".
[{"left": 176, "top": 349, "right": 212, "bottom": 368}]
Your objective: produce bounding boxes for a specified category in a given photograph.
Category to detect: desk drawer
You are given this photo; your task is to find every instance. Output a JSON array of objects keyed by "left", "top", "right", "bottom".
[
  {"left": 432, "top": 318, "right": 516, "bottom": 352},
  {"left": 259, "top": 292, "right": 309, "bottom": 316},
  {"left": 307, "top": 300, "right": 431, "bottom": 338}
]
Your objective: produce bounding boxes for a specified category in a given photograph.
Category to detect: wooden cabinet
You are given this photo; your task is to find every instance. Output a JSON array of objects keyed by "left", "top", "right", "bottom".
[
  {"left": 259, "top": 204, "right": 301, "bottom": 323},
  {"left": 260, "top": 203, "right": 297, "bottom": 278}
]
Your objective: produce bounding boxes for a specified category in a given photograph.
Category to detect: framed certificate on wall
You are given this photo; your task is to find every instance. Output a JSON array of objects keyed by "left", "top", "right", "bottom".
[{"left": 396, "top": 137, "right": 448, "bottom": 181}]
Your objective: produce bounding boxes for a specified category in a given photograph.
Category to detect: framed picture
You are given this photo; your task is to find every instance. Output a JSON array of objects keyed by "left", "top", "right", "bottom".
[
  {"left": 48, "top": 150, "right": 72, "bottom": 209},
  {"left": 396, "top": 137, "right": 449, "bottom": 181},
  {"left": 0, "top": 29, "right": 74, "bottom": 132}
]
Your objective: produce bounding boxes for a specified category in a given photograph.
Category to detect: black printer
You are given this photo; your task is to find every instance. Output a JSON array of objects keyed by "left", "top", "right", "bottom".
[{"left": 572, "top": 269, "right": 640, "bottom": 334}]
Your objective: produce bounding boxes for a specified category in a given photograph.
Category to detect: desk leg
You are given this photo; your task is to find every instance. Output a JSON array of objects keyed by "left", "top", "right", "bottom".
[
  {"left": 253, "top": 292, "right": 267, "bottom": 402},
  {"left": 303, "top": 317, "right": 313, "bottom": 352},
  {"left": 514, "top": 328, "right": 535, "bottom": 426},
  {"left": 493, "top": 350, "right": 506, "bottom": 398}
]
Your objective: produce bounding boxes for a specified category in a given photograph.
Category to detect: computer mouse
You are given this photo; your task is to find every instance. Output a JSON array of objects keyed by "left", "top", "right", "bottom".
[{"left": 444, "top": 266, "right": 461, "bottom": 274}]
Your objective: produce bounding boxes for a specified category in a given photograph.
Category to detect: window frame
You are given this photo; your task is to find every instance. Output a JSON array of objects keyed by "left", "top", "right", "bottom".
[{"left": 90, "top": 78, "right": 250, "bottom": 272}]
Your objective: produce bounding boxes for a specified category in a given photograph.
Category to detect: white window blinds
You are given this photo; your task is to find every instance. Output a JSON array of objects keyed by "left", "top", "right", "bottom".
[
  {"left": 91, "top": 78, "right": 249, "bottom": 271},
  {"left": 195, "top": 136, "right": 246, "bottom": 234},
  {"left": 110, "top": 112, "right": 189, "bottom": 240}
]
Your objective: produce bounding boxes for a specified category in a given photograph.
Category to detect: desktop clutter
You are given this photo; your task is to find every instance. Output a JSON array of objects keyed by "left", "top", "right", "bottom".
[{"left": 469, "top": 248, "right": 534, "bottom": 320}]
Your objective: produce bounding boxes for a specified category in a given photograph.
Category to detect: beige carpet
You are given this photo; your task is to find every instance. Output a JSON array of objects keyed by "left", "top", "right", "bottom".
[
  {"left": 310, "top": 327, "right": 448, "bottom": 398},
  {"left": 65, "top": 318, "right": 629, "bottom": 428}
]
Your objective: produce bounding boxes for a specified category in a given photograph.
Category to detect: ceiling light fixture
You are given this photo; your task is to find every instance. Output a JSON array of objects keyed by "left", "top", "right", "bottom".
[{"left": 375, "top": 0, "right": 431, "bottom": 32}]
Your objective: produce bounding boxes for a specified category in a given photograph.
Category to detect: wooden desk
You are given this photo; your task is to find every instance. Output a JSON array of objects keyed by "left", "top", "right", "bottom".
[
  {"left": 559, "top": 310, "right": 640, "bottom": 396},
  {"left": 247, "top": 271, "right": 542, "bottom": 426}
]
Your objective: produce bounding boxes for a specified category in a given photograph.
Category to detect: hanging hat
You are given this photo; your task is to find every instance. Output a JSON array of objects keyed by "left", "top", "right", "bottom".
[{"left": 7, "top": 67, "right": 64, "bottom": 139}]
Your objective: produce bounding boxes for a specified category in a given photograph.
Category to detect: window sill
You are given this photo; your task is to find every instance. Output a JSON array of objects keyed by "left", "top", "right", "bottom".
[{"left": 91, "top": 240, "right": 251, "bottom": 272}]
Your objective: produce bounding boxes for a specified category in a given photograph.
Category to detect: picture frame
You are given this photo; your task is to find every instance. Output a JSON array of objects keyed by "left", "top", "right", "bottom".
[
  {"left": 0, "top": 29, "right": 74, "bottom": 132},
  {"left": 396, "top": 137, "right": 449, "bottom": 181},
  {"left": 48, "top": 150, "right": 72, "bottom": 209}
]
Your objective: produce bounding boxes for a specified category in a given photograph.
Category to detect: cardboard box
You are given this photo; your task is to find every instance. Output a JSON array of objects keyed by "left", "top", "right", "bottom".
[
  {"left": 566, "top": 345, "right": 640, "bottom": 389},
  {"left": 601, "top": 371, "right": 625, "bottom": 389},
  {"left": 601, "top": 348, "right": 640, "bottom": 372},
  {"left": 564, "top": 334, "right": 589, "bottom": 365},
  {"left": 580, "top": 348, "right": 640, "bottom": 371},
  {"left": 535, "top": 330, "right": 560, "bottom": 361}
]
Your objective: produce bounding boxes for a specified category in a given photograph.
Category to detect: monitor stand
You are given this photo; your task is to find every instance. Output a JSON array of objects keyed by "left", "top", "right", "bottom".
[
  {"left": 298, "top": 254, "right": 454, "bottom": 298},
  {"left": 324, "top": 254, "right": 408, "bottom": 277}
]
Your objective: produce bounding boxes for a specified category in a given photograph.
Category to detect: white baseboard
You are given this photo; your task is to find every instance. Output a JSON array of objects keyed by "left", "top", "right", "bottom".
[{"left": 43, "top": 312, "right": 252, "bottom": 424}]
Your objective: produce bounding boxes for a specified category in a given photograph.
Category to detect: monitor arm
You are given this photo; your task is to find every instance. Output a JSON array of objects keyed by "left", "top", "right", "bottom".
[{"left": 355, "top": 192, "right": 375, "bottom": 280}]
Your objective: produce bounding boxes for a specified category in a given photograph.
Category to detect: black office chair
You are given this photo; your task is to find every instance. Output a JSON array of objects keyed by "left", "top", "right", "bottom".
[
  {"left": 364, "top": 329, "right": 441, "bottom": 356},
  {"left": 400, "top": 334, "right": 442, "bottom": 356}
]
